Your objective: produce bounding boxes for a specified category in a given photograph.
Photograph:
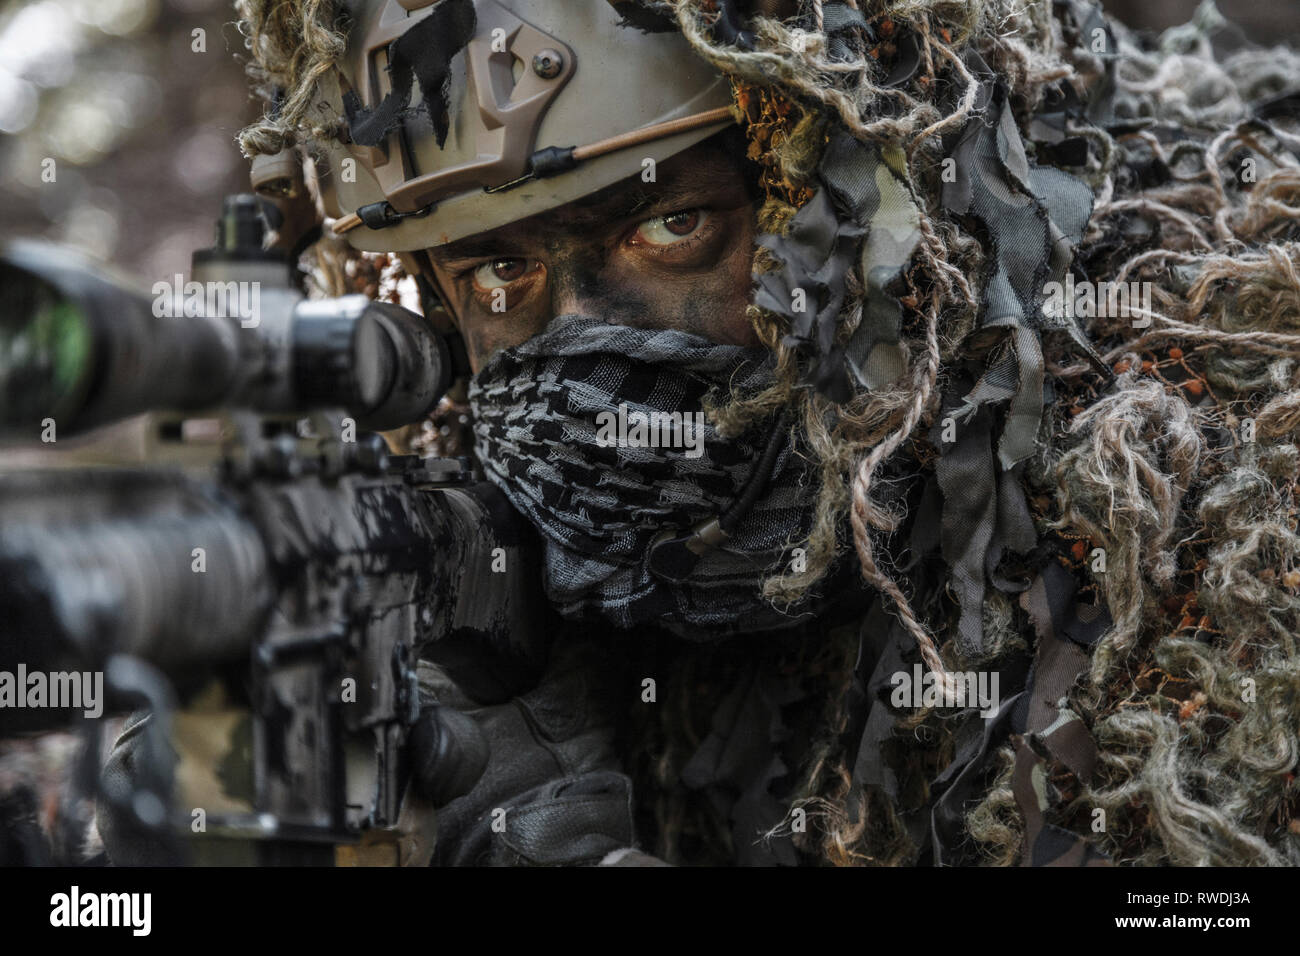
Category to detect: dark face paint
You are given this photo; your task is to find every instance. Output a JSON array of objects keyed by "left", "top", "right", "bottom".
[{"left": 425, "top": 135, "right": 762, "bottom": 371}]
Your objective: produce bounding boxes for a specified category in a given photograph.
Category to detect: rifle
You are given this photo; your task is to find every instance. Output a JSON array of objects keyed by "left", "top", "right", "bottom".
[{"left": 0, "top": 195, "right": 546, "bottom": 865}]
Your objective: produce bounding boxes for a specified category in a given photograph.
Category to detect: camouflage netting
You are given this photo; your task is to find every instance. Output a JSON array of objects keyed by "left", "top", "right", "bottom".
[{"left": 234, "top": 0, "right": 1300, "bottom": 866}]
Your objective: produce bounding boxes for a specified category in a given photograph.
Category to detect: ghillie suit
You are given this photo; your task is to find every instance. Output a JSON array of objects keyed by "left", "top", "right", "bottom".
[{"left": 234, "top": 0, "right": 1300, "bottom": 866}]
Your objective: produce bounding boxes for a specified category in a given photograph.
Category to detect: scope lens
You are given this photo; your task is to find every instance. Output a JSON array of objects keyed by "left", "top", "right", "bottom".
[{"left": 0, "top": 263, "right": 94, "bottom": 429}]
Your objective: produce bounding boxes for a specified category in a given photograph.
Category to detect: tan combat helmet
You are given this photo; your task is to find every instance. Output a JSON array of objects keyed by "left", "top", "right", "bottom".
[{"left": 261, "top": 0, "right": 736, "bottom": 253}]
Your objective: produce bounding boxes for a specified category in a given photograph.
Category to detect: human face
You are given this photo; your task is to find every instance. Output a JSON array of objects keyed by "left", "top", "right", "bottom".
[{"left": 424, "top": 137, "right": 760, "bottom": 372}]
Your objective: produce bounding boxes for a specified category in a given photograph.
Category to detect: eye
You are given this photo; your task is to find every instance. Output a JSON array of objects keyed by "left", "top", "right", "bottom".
[
  {"left": 471, "top": 257, "right": 537, "bottom": 290},
  {"left": 633, "top": 209, "right": 707, "bottom": 246}
]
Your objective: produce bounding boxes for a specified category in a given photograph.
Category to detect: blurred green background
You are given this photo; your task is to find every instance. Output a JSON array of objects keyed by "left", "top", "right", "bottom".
[{"left": 0, "top": 0, "right": 1296, "bottom": 285}]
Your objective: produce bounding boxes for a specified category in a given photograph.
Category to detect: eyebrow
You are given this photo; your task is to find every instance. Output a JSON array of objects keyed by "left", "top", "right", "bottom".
[
  {"left": 434, "top": 233, "right": 519, "bottom": 262},
  {"left": 431, "top": 155, "right": 742, "bottom": 265},
  {"left": 573, "top": 178, "right": 693, "bottom": 220}
]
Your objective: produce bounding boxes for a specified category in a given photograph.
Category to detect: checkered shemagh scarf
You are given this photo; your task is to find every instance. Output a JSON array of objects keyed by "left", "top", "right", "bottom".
[{"left": 468, "top": 314, "right": 823, "bottom": 637}]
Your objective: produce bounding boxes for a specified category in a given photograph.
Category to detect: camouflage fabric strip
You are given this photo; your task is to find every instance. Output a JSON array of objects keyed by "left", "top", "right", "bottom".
[
  {"left": 1015, "top": 572, "right": 1110, "bottom": 867},
  {"left": 817, "top": 130, "right": 923, "bottom": 393}
]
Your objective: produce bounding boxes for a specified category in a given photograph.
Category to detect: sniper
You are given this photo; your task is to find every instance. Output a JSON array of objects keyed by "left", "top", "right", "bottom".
[{"left": 4, "top": 0, "right": 1300, "bottom": 870}]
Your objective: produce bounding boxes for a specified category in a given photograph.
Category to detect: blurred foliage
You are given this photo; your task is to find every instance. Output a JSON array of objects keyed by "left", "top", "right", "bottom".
[
  {"left": 1103, "top": 0, "right": 1300, "bottom": 40},
  {"left": 0, "top": 0, "right": 257, "bottom": 283}
]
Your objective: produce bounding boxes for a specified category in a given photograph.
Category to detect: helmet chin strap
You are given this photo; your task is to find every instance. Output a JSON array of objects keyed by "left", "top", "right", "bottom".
[
  {"left": 647, "top": 406, "right": 795, "bottom": 583},
  {"left": 406, "top": 258, "right": 474, "bottom": 383}
]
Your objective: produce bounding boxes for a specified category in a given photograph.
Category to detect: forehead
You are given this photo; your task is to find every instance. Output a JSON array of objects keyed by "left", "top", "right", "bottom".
[{"left": 426, "top": 139, "right": 751, "bottom": 261}]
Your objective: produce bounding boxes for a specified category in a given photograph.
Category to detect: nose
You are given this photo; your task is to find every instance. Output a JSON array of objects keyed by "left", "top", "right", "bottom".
[{"left": 548, "top": 254, "right": 607, "bottom": 319}]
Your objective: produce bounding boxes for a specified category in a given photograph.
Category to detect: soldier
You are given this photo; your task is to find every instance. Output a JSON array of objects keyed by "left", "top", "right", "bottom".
[
  {"left": 96, "top": 0, "right": 1300, "bottom": 867},
  {"left": 244, "top": 0, "right": 867, "bottom": 866}
]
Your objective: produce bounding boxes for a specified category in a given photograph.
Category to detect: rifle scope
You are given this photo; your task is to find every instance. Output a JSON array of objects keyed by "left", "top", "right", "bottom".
[{"left": 0, "top": 196, "right": 453, "bottom": 437}]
